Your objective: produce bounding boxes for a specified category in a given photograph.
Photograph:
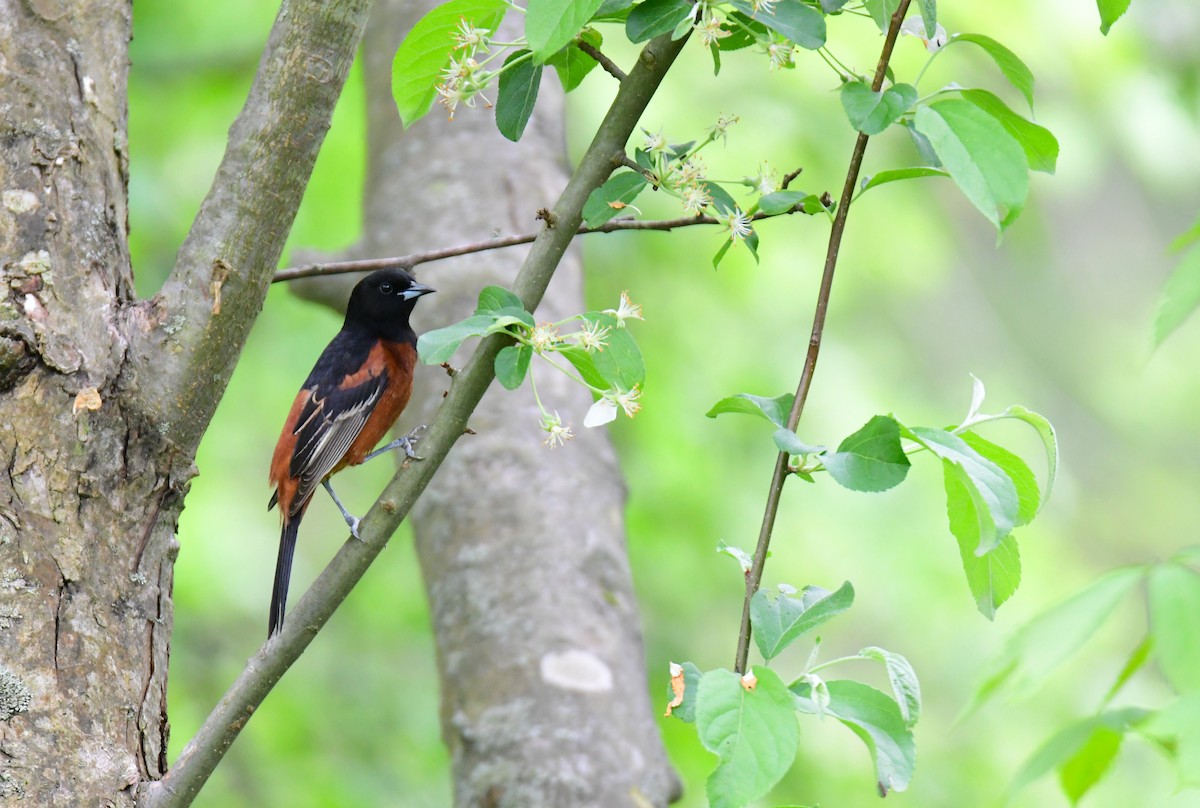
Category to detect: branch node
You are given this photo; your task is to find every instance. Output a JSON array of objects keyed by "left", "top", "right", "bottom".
[
  {"left": 536, "top": 207, "right": 558, "bottom": 229},
  {"left": 440, "top": 362, "right": 457, "bottom": 377}
]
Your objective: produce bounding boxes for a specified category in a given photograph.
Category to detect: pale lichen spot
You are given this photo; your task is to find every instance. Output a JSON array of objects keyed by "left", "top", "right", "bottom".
[{"left": 539, "top": 649, "right": 614, "bottom": 693}]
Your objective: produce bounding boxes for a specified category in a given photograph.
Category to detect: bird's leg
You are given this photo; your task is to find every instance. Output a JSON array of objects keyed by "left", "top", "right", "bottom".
[
  {"left": 322, "top": 479, "right": 363, "bottom": 541},
  {"left": 363, "top": 424, "right": 427, "bottom": 462}
]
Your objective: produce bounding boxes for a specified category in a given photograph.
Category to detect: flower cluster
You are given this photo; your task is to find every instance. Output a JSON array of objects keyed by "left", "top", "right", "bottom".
[{"left": 436, "top": 20, "right": 496, "bottom": 119}]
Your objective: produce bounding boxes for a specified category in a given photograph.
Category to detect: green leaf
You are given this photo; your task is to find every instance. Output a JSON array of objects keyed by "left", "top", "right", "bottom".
[
  {"left": 545, "top": 30, "right": 602, "bottom": 91},
  {"left": 824, "top": 415, "right": 911, "bottom": 493},
  {"left": 475, "top": 285, "right": 525, "bottom": 314},
  {"left": 716, "top": 540, "right": 754, "bottom": 573},
  {"left": 1103, "top": 638, "right": 1153, "bottom": 705},
  {"left": 1010, "top": 709, "right": 1148, "bottom": 801},
  {"left": 667, "top": 661, "right": 704, "bottom": 723},
  {"left": 559, "top": 344, "right": 608, "bottom": 393},
  {"left": 949, "top": 34, "right": 1035, "bottom": 111},
  {"left": 758, "top": 190, "right": 824, "bottom": 215},
  {"left": 858, "top": 167, "right": 948, "bottom": 196},
  {"left": 915, "top": 0, "right": 937, "bottom": 38},
  {"left": 820, "top": 0, "right": 850, "bottom": 11},
  {"left": 958, "top": 533, "right": 1020, "bottom": 620},
  {"left": 583, "top": 312, "right": 645, "bottom": 390},
  {"left": 1154, "top": 246, "right": 1200, "bottom": 346},
  {"left": 392, "top": 0, "right": 508, "bottom": 127},
  {"left": 968, "top": 566, "right": 1144, "bottom": 711},
  {"left": 1139, "top": 694, "right": 1200, "bottom": 787},
  {"left": 697, "top": 667, "right": 799, "bottom": 808},
  {"left": 719, "top": 11, "right": 767, "bottom": 50},
  {"left": 840, "top": 81, "right": 918, "bottom": 136},
  {"left": 959, "top": 431, "right": 1040, "bottom": 526},
  {"left": 772, "top": 428, "right": 824, "bottom": 456},
  {"left": 706, "top": 393, "right": 794, "bottom": 428},
  {"left": 858, "top": 647, "right": 921, "bottom": 727},
  {"left": 704, "top": 181, "right": 738, "bottom": 215},
  {"left": 751, "top": 582, "right": 854, "bottom": 660},
  {"left": 416, "top": 314, "right": 497, "bottom": 364},
  {"left": 913, "top": 100, "right": 1029, "bottom": 232},
  {"left": 1170, "top": 214, "right": 1200, "bottom": 253},
  {"left": 1148, "top": 563, "right": 1200, "bottom": 693},
  {"left": 593, "top": 0, "right": 636, "bottom": 22},
  {"left": 728, "top": 0, "right": 826, "bottom": 50},
  {"left": 960, "top": 89, "right": 1058, "bottom": 174},
  {"left": 997, "top": 405, "right": 1059, "bottom": 505},
  {"left": 582, "top": 172, "right": 648, "bottom": 228},
  {"left": 1096, "top": 0, "right": 1131, "bottom": 35},
  {"left": 791, "top": 680, "right": 915, "bottom": 794},
  {"left": 526, "top": 0, "right": 606, "bottom": 61},
  {"left": 625, "top": 0, "right": 692, "bottom": 43},
  {"left": 494, "top": 344, "right": 531, "bottom": 390},
  {"left": 495, "top": 51, "right": 542, "bottom": 142},
  {"left": 906, "top": 425, "right": 1019, "bottom": 555},
  {"left": 863, "top": 0, "right": 901, "bottom": 32}
]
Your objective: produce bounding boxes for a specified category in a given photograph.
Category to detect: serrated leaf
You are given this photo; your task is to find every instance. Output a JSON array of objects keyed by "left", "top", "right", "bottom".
[
  {"left": 559, "top": 344, "right": 608, "bottom": 393},
  {"left": 913, "top": 100, "right": 1029, "bottom": 231},
  {"left": 494, "top": 344, "right": 531, "bottom": 390},
  {"left": 858, "top": 167, "right": 948, "bottom": 196},
  {"left": 729, "top": 0, "right": 825, "bottom": 50},
  {"left": 859, "top": 647, "right": 921, "bottom": 727},
  {"left": 392, "top": 0, "right": 508, "bottom": 127},
  {"left": 957, "top": 532, "right": 1021, "bottom": 620},
  {"left": 545, "top": 30, "right": 602, "bottom": 91},
  {"left": 907, "top": 425, "right": 1019, "bottom": 555},
  {"left": 1154, "top": 246, "right": 1200, "bottom": 346},
  {"left": 706, "top": 393, "right": 795, "bottom": 428},
  {"left": 949, "top": 33, "right": 1034, "bottom": 111},
  {"left": 582, "top": 312, "right": 645, "bottom": 390},
  {"left": 1097, "top": 0, "right": 1132, "bottom": 35},
  {"left": 791, "top": 680, "right": 915, "bottom": 794},
  {"left": 475, "top": 285, "right": 526, "bottom": 314},
  {"left": 1148, "top": 563, "right": 1200, "bottom": 694},
  {"left": 825, "top": 415, "right": 911, "bottom": 493},
  {"left": 967, "top": 566, "right": 1144, "bottom": 711},
  {"left": 758, "top": 189, "right": 824, "bottom": 215},
  {"left": 959, "top": 432, "right": 1040, "bottom": 526},
  {"left": 915, "top": 0, "right": 936, "bottom": 38},
  {"left": 751, "top": 581, "right": 854, "bottom": 660},
  {"left": 526, "top": 0, "right": 607, "bottom": 61},
  {"left": 625, "top": 0, "right": 692, "bottom": 43},
  {"left": 840, "top": 81, "right": 918, "bottom": 136},
  {"left": 960, "top": 89, "right": 1058, "bottom": 174},
  {"left": 582, "top": 172, "right": 649, "bottom": 227},
  {"left": 773, "top": 428, "right": 823, "bottom": 456},
  {"left": 416, "top": 314, "right": 497, "bottom": 363},
  {"left": 863, "top": 0, "right": 901, "bottom": 32},
  {"left": 495, "top": 51, "right": 542, "bottom": 142},
  {"left": 698, "top": 667, "right": 799, "bottom": 808}
]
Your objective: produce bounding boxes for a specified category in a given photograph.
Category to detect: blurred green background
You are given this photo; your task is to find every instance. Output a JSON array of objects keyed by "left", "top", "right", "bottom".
[{"left": 129, "top": 1, "right": 1200, "bottom": 805}]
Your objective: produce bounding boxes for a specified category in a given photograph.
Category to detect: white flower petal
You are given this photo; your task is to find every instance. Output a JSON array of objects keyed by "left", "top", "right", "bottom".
[{"left": 584, "top": 398, "right": 619, "bottom": 428}]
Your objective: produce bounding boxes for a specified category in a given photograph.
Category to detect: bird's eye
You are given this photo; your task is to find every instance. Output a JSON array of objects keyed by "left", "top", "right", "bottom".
[{"left": 379, "top": 282, "right": 393, "bottom": 295}]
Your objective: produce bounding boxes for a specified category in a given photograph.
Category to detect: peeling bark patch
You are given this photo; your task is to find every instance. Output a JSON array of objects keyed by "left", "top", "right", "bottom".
[
  {"left": 0, "top": 665, "right": 32, "bottom": 720},
  {"left": 538, "top": 650, "right": 613, "bottom": 693}
]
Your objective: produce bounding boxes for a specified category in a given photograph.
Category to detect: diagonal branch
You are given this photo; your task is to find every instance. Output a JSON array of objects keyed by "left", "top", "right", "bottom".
[
  {"left": 733, "top": 0, "right": 914, "bottom": 674},
  {"left": 270, "top": 206, "right": 816, "bottom": 282},
  {"left": 122, "top": 0, "right": 372, "bottom": 456},
  {"left": 138, "top": 29, "right": 689, "bottom": 808}
]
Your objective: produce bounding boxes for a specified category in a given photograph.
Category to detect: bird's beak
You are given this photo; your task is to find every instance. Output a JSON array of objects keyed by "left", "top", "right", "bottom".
[{"left": 402, "top": 282, "right": 436, "bottom": 300}]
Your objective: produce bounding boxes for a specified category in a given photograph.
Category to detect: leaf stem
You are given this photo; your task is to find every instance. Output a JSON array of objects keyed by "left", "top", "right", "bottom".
[{"left": 733, "top": 0, "right": 914, "bottom": 675}]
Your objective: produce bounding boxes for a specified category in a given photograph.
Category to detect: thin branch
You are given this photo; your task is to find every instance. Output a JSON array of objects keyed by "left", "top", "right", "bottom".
[
  {"left": 578, "top": 39, "right": 627, "bottom": 81},
  {"left": 734, "top": 0, "right": 914, "bottom": 674},
  {"left": 138, "top": 29, "right": 690, "bottom": 808},
  {"left": 272, "top": 208, "right": 808, "bottom": 282}
]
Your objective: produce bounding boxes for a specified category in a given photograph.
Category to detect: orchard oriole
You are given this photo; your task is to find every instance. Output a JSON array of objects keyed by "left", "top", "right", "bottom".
[{"left": 267, "top": 268, "right": 434, "bottom": 636}]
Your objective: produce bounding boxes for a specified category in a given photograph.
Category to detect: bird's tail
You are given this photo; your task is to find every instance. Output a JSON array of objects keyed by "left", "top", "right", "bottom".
[{"left": 268, "top": 518, "right": 301, "bottom": 637}]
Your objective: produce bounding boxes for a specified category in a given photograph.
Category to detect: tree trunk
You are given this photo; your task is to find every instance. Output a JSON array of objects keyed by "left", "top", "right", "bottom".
[
  {"left": 0, "top": 0, "right": 369, "bottom": 803},
  {"left": 290, "top": 1, "right": 682, "bottom": 804}
]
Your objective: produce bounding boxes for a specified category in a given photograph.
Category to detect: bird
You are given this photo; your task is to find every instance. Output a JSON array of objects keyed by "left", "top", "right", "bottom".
[{"left": 266, "top": 267, "right": 434, "bottom": 637}]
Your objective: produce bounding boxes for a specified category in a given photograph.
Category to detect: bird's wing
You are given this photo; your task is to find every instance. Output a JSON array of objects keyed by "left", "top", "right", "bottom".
[{"left": 286, "top": 369, "right": 388, "bottom": 516}]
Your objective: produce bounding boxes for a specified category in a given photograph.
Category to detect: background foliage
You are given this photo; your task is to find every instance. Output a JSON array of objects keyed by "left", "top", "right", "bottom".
[{"left": 129, "top": 0, "right": 1200, "bottom": 804}]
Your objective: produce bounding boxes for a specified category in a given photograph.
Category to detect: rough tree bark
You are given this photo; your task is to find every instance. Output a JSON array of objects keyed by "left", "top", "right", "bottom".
[
  {"left": 0, "top": 0, "right": 369, "bottom": 804},
  {"left": 288, "top": 1, "right": 681, "bottom": 804}
]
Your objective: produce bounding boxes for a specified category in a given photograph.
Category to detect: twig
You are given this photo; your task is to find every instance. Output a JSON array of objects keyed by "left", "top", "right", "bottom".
[
  {"left": 733, "top": 0, "right": 914, "bottom": 674},
  {"left": 140, "top": 29, "right": 690, "bottom": 808},
  {"left": 272, "top": 208, "right": 806, "bottom": 283},
  {"left": 578, "top": 39, "right": 626, "bottom": 82}
]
